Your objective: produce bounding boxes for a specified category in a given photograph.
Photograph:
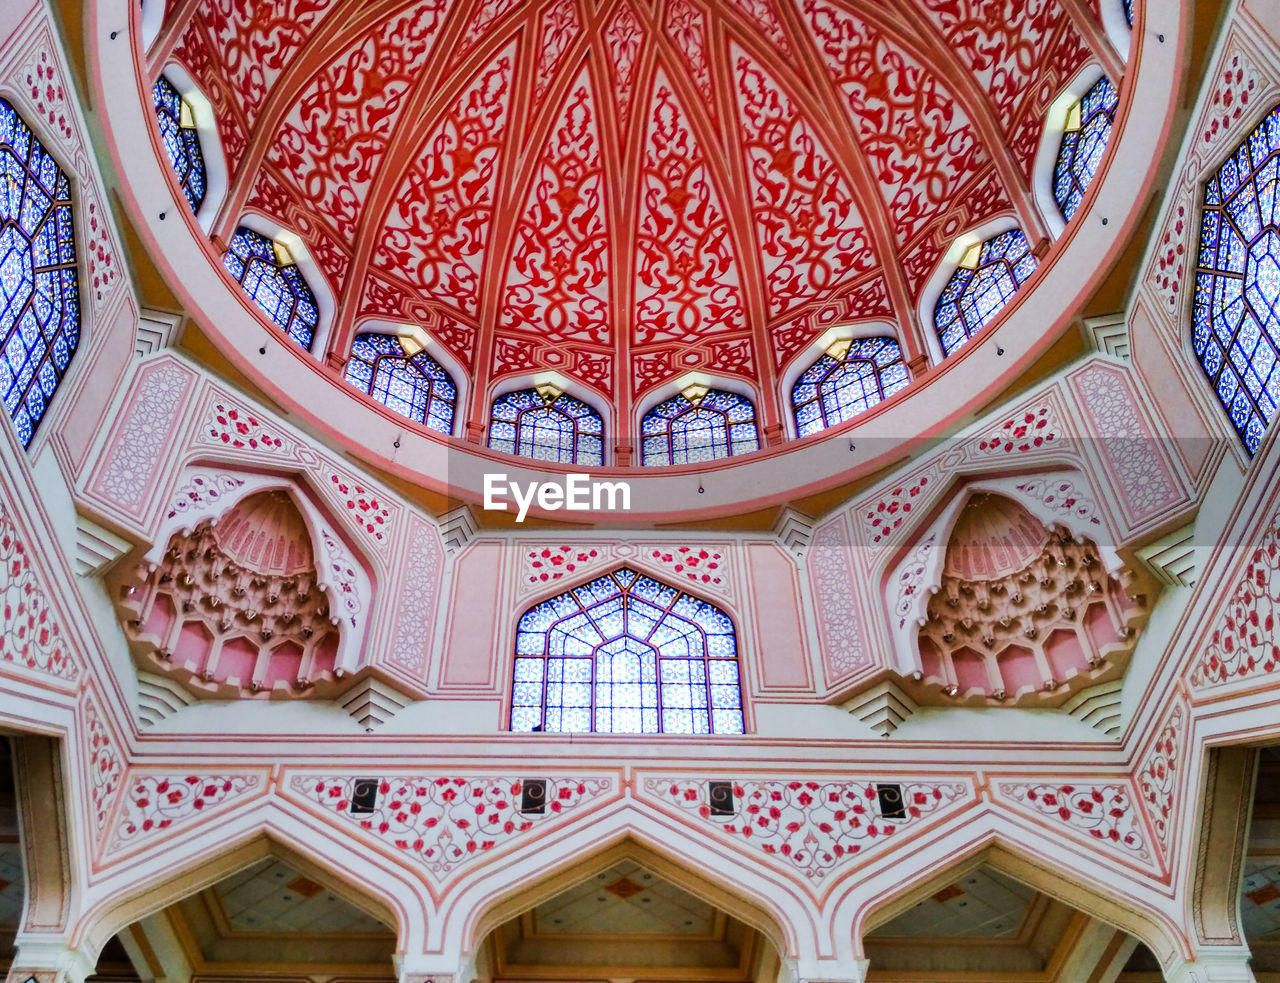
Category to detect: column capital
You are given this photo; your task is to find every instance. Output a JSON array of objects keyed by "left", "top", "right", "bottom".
[
  {"left": 7, "top": 937, "right": 96, "bottom": 983},
  {"left": 1165, "top": 948, "right": 1257, "bottom": 983}
]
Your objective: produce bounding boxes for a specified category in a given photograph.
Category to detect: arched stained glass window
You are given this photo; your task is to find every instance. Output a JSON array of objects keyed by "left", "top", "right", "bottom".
[
  {"left": 0, "top": 99, "right": 80, "bottom": 448},
  {"left": 488, "top": 387, "right": 604, "bottom": 465},
  {"left": 791, "top": 337, "right": 908, "bottom": 437},
  {"left": 152, "top": 76, "right": 206, "bottom": 215},
  {"left": 1193, "top": 104, "right": 1280, "bottom": 454},
  {"left": 510, "top": 568, "right": 744, "bottom": 735},
  {"left": 345, "top": 333, "right": 457, "bottom": 435},
  {"left": 223, "top": 227, "right": 318, "bottom": 350},
  {"left": 1053, "top": 77, "right": 1118, "bottom": 222},
  {"left": 934, "top": 230, "right": 1038, "bottom": 357},
  {"left": 641, "top": 387, "right": 759, "bottom": 466}
]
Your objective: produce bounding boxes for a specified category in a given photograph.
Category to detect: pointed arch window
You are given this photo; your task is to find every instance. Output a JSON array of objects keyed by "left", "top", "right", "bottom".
[
  {"left": 641, "top": 386, "right": 760, "bottom": 466},
  {"left": 0, "top": 99, "right": 80, "bottom": 448},
  {"left": 488, "top": 386, "right": 604, "bottom": 465},
  {"left": 1193, "top": 104, "right": 1280, "bottom": 454},
  {"left": 934, "top": 230, "right": 1038, "bottom": 357},
  {"left": 791, "top": 337, "right": 908, "bottom": 437},
  {"left": 152, "top": 75, "right": 206, "bottom": 216},
  {"left": 1053, "top": 77, "right": 1118, "bottom": 223},
  {"left": 345, "top": 333, "right": 457, "bottom": 435},
  {"left": 223, "top": 227, "right": 318, "bottom": 350},
  {"left": 510, "top": 568, "right": 744, "bottom": 735}
]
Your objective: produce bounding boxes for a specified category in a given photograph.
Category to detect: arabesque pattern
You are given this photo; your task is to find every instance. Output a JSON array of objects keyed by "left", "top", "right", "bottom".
[{"left": 152, "top": 0, "right": 1118, "bottom": 441}]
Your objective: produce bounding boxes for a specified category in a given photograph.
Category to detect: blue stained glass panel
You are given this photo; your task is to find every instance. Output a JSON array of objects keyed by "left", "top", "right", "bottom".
[
  {"left": 345, "top": 333, "right": 457, "bottom": 435},
  {"left": 222, "top": 227, "right": 318, "bottom": 350},
  {"left": 509, "top": 567, "right": 744, "bottom": 735},
  {"left": 0, "top": 99, "right": 79, "bottom": 448},
  {"left": 1053, "top": 78, "right": 1119, "bottom": 224},
  {"left": 641, "top": 389, "right": 759, "bottom": 466},
  {"left": 1194, "top": 103, "right": 1280, "bottom": 454},
  {"left": 933, "top": 230, "right": 1037, "bottom": 357},
  {"left": 487, "top": 388, "right": 604, "bottom": 465},
  {"left": 151, "top": 76, "right": 207, "bottom": 215},
  {"left": 790, "top": 336, "right": 909, "bottom": 437}
]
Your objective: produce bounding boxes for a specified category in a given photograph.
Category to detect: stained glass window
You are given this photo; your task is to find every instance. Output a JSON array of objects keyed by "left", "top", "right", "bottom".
[
  {"left": 1193, "top": 103, "right": 1280, "bottom": 454},
  {"left": 792, "top": 337, "right": 909, "bottom": 437},
  {"left": 934, "top": 230, "right": 1038, "bottom": 357},
  {"left": 488, "top": 387, "right": 604, "bottom": 465},
  {"left": 345, "top": 333, "right": 457, "bottom": 435},
  {"left": 510, "top": 568, "right": 744, "bottom": 735},
  {"left": 0, "top": 99, "right": 80, "bottom": 448},
  {"left": 1124, "top": 0, "right": 1134, "bottom": 27},
  {"left": 1053, "top": 77, "right": 1118, "bottom": 222},
  {"left": 151, "top": 76, "right": 206, "bottom": 215},
  {"left": 641, "top": 388, "right": 759, "bottom": 466},
  {"left": 222, "top": 227, "right": 318, "bottom": 350}
]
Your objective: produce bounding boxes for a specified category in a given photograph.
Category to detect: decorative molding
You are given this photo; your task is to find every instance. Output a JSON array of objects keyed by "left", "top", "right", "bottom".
[
  {"left": 0, "top": 504, "right": 79, "bottom": 681},
  {"left": 441, "top": 507, "right": 478, "bottom": 556},
  {"left": 1138, "top": 523, "right": 1198, "bottom": 587},
  {"left": 772, "top": 507, "right": 814, "bottom": 559},
  {"left": 291, "top": 775, "right": 613, "bottom": 879},
  {"left": 1081, "top": 313, "right": 1129, "bottom": 360},
  {"left": 72, "top": 512, "right": 131, "bottom": 577},
  {"left": 995, "top": 780, "right": 1153, "bottom": 867},
  {"left": 134, "top": 672, "right": 196, "bottom": 728},
  {"left": 134, "top": 309, "right": 183, "bottom": 358},
  {"left": 107, "top": 773, "right": 262, "bottom": 856},
  {"left": 82, "top": 695, "right": 124, "bottom": 839},
  {"left": 842, "top": 680, "right": 916, "bottom": 737},
  {"left": 1060, "top": 680, "right": 1124, "bottom": 737},
  {"left": 1137, "top": 700, "right": 1186, "bottom": 861},
  {"left": 1189, "top": 503, "right": 1280, "bottom": 690},
  {"left": 339, "top": 677, "right": 410, "bottom": 730},
  {"left": 649, "top": 777, "right": 971, "bottom": 879}
]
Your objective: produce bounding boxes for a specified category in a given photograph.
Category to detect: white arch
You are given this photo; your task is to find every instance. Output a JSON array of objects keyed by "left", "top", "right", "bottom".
[
  {"left": 437, "top": 800, "right": 819, "bottom": 967},
  {"left": 1099, "top": 0, "right": 1133, "bottom": 64},
  {"left": 825, "top": 808, "right": 1189, "bottom": 967},
  {"left": 72, "top": 800, "right": 426, "bottom": 959}
]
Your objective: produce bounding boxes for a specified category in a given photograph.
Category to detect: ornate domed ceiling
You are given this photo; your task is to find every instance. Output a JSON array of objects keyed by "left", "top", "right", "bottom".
[{"left": 147, "top": 0, "right": 1112, "bottom": 427}]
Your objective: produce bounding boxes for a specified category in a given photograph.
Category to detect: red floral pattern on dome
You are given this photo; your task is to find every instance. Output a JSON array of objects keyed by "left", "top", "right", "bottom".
[
  {"left": 801, "top": 0, "right": 991, "bottom": 243},
  {"left": 665, "top": 0, "right": 713, "bottom": 105},
  {"left": 634, "top": 73, "right": 746, "bottom": 347},
  {"left": 604, "top": 4, "right": 645, "bottom": 134},
  {"left": 374, "top": 45, "right": 515, "bottom": 318},
  {"left": 533, "top": 0, "right": 581, "bottom": 102},
  {"left": 733, "top": 47, "right": 877, "bottom": 318},
  {"left": 500, "top": 70, "right": 611, "bottom": 348},
  {"left": 267, "top": 0, "right": 455, "bottom": 241}
]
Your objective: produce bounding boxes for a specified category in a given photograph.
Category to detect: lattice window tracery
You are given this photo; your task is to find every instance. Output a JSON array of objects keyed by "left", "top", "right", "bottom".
[
  {"left": 934, "top": 230, "right": 1038, "bottom": 357},
  {"left": 223, "top": 227, "right": 318, "bottom": 350},
  {"left": 0, "top": 99, "right": 80, "bottom": 448},
  {"left": 510, "top": 568, "right": 744, "bottom": 734},
  {"left": 345, "top": 333, "right": 456, "bottom": 435},
  {"left": 1193, "top": 104, "right": 1280, "bottom": 454},
  {"left": 488, "top": 387, "right": 604, "bottom": 465},
  {"left": 791, "top": 337, "right": 908, "bottom": 437},
  {"left": 1053, "top": 77, "right": 1118, "bottom": 222},
  {"left": 641, "top": 388, "right": 759, "bottom": 466},
  {"left": 152, "top": 75, "right": 207, "bottom": 216}
]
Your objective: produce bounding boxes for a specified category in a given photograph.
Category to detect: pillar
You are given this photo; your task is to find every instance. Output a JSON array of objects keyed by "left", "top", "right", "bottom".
[
  {"left": 1164, "top": 949, "right": 1257, "bottom": 983},
  {"left": 5, "top": 939, "right": 95, "bottom": 983}
]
